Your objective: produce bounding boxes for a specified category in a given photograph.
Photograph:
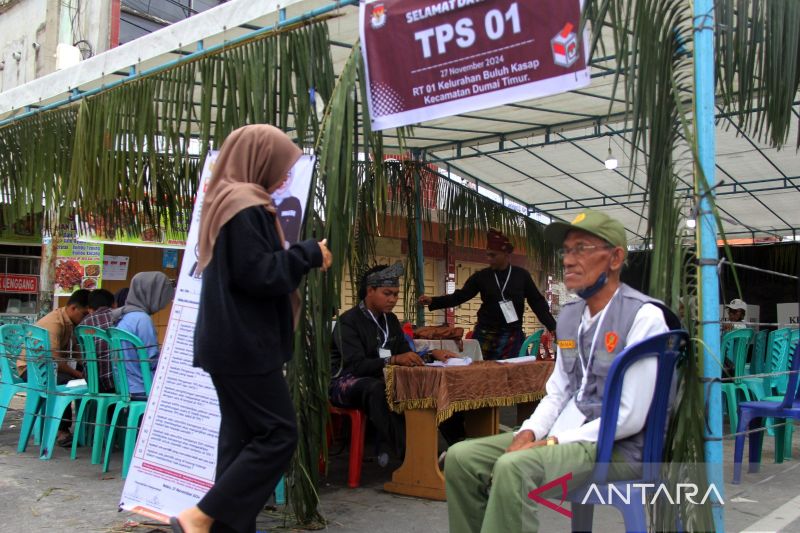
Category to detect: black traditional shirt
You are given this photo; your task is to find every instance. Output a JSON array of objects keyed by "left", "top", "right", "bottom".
[
  {"left": 330, "top": 301, "right": 411, "bottom": 379},
  {"left": 427, "top": 265, "right": 557, "bottom": 331}
]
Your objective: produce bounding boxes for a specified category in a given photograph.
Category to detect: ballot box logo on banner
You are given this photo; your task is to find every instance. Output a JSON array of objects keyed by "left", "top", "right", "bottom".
[{"left": 551, "top": 23, "right": 579, "bottom": 68}]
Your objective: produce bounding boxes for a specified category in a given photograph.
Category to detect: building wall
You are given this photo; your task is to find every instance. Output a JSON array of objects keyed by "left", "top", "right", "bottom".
[{"left": 0, "top": 0, "right": 112, "bottom": 92}]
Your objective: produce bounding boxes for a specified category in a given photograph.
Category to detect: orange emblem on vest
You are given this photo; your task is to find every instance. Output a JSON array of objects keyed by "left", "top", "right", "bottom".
[
  {"left": 558, "top": 339, "right": 576, "bottom": 350},
  {"left": 605, "top": 332, "right": 619, "bottom": 352}
]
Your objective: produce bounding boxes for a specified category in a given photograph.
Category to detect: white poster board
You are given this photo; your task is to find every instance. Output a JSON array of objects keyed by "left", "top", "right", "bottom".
[
  {"left": 102, "top": 255, "right": 130, "bottom": 281},
  {"left": 119, "top": 151, "right": 220, "bottom": 522},
  {"left": 777, "top": 302, "right": 800, "bottom": 328},
  {"left": 120, "top": 151, "right": 316, "bottom": 522}
]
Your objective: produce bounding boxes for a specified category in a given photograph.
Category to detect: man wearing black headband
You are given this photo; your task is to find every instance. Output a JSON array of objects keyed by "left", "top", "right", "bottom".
[{"left": 330, "top": 263, "right": 465, "bottom": 457}]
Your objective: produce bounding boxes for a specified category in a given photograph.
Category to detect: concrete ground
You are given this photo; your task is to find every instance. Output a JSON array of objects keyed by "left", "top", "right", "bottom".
[{"left": 2, "top": 397, "right": 800, "bottom": 532}]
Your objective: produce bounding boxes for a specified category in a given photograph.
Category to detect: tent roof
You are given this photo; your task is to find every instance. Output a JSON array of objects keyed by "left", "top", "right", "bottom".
[{"left": 1, "top": 0, "right": 798, "bottom": 245}]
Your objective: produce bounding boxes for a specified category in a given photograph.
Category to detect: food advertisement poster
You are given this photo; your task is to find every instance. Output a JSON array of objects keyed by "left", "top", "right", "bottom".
[
  {"left": 55, "top": 225, "right": 104, "bottom": 296},
  {"left": 359, "top": 0, "right": 590, "bottom": 130}
]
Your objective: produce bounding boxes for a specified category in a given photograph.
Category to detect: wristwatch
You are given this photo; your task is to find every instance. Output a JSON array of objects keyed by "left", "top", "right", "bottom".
[{"left": 546, "top": 436, "right": 558, "bottom": 446}]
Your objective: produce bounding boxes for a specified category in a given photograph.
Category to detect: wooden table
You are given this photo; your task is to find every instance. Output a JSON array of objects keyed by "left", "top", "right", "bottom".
[{"left": 383, "top": 359, "right": 554, "bottom": 500}]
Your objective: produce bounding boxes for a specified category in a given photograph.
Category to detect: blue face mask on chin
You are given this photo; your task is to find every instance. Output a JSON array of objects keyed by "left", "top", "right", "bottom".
[{"left": 576, "top": 272, "right": 608, "bottom": 299}]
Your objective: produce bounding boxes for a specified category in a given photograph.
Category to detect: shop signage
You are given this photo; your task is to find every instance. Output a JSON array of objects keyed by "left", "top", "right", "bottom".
[
  {"left": 360, "top": 0, "right": 590, "bottom": 131},
  {"left": 0, "top": 274, "right": 38, "bottom": 294}
]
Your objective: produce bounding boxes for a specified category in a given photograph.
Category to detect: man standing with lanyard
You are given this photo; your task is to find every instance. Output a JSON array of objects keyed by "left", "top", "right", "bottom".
[{"left": 418, "top": 229, "right": 557, "bottom": 360}]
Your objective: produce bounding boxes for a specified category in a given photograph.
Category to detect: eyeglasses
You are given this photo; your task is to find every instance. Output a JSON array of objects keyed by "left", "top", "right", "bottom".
[{"left": 557, "top": 244, "right": 613, "bottom": 259}]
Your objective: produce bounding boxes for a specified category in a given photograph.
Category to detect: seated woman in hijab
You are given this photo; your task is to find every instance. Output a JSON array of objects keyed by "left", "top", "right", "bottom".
[{"left": 113, "top": 271, "right": 174, "bottom": 400}]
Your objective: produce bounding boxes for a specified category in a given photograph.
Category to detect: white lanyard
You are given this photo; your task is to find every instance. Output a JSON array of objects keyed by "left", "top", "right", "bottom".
[
  {"left": 494, "top": 266, "right": 512, "bottom": 300},
  {"left": 576, "top": 289, "right": 618, "bottom": 401},
  {"left": 367, "top": 309, "right": 389, "bottom": 348}
]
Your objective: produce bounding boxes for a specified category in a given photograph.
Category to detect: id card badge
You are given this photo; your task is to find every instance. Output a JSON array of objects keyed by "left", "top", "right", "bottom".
[
  {"left": 379, "top": 348, "right": 392, "bottom": 359},
  {"left": 548, "top": 397, "right": 587, "bottom": 437},
  {"left": 499, "top": 299, "right": 518, "bottom": 323}
]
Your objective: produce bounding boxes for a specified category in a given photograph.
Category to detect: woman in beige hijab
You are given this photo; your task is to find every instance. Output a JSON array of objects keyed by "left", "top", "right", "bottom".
[{"left": 173, "top": 125, "right": 331, "bottom": 533}]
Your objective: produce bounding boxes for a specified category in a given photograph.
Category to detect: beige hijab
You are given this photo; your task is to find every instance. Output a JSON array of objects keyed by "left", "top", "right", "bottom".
[{"left": 196, "top": 124, "right": 302, "bottom": 273}]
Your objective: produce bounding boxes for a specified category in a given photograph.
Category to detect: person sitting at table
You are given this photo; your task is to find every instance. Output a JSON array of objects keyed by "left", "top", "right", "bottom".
[
  {"left": 79, "top": 288, "right": 116, "bottom": 393},
  {"left": 113, "top": 272, "right": 174, "bottom": 400},
  {"left": 418, "top": 228, "right": 557, "bottom": 360},
  {"left": 330, "top": 262, "right": 466, "bottom": 458},
  {"left": 445, "top": 210, "right": 679, "bottom": 533}
]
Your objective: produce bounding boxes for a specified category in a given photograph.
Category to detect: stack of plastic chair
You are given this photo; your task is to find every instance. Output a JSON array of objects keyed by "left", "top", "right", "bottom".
[
  {"left": 518, "top": 329, "right": 544, "bottom": 358},
  {"left": 72, "top": 326, "right": 124, "bottom": 464},
  {"left": 17, "top": 324, "right": 88, "bottom": 459},
  {"left": 734, "top": 341, "right": 800, "bottom": 483},
  {"left": 0, "top": 324, "right": 33, "bottom": 433},
  {"left": 746, "top": 328, "right": 793, "bottom": 440},
  {"left": 752, "top": 329, "right": 800, "bottom": 462},
  {"left": 720, "top": 328, "right": 755, "bottom": 433},
  {"left": 747, "top": 329, "right": 769, "bottom": 376},
  {"left": 103, "top": 327, "right": 154, "bottom": 478},
  {"left": 566, "top": 330, "right": 689, "bottom": 531}
]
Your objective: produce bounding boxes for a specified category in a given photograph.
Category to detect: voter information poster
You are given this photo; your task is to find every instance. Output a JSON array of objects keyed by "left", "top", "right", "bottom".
[
  {"left": 119, "top": 152, "right": 220, "bottom": 522},
  {"left": 360, "top": 0, "right": 590, "bottom": 131},
  {"left": 120, "top": 151, "right": 317, "bottom": 521}
]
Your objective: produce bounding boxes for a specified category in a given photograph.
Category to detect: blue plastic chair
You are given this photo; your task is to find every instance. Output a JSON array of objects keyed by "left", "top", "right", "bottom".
[
  {"left": 102, "top": 327, "right": 154, "bottom": 478},
  {"left": 17, "top": 324, "right": 88, "bottom": 459},
  {"left": 734, "top": 341, "right": 800, "bottom": 484},
  {"left": 518, "top": 329, "right": 544, "bottom": 358},
  {"left": 566, "top": 330, "right": 689, "bottom": 533},
  {"left": 0, "top": 324, "right": 29, "bottom": 430},
  {"left": 72, "top": 326, "right": 125, "bottom": 464}
]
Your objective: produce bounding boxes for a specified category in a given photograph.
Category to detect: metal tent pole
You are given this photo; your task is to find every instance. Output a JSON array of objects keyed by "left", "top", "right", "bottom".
[{"left": 694, "top": 0, "right": 724, "bottom": 531}]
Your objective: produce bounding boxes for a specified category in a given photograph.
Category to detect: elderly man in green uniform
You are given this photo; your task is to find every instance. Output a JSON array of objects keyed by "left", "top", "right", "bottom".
[{"left": 444, "top": 211, "right": 674, "bottom": 532}]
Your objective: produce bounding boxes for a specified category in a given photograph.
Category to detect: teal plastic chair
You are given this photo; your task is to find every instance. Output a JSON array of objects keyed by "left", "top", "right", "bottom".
[
  {"left": 1, "top": 324, "right": 29, "bottom": 430},
  {"left": 721, "top": 328, "right": 755, "bottom": 433},
  {"left": 72, "top": 326, "right": 125, "bottom": 464},
  {"left": 748, "top": 329, "right": 769, "bottom": 375},
  {"left": 17, "top": 324, "right": 88, "bottom": 459},
  {"left": 103, "top": 327, "right": 154, "bottom": 478},
  {"left": 518, "top": 329, "right": 544, "bottom": 358}
]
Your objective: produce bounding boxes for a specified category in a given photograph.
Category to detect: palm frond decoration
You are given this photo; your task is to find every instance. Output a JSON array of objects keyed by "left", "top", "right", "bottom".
[{"left": 716, "top": 0, "right": 800, "bottom": 148}]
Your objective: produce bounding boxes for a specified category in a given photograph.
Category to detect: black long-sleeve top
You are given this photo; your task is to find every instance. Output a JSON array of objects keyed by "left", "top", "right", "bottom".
[
  {"left": 427, "top": 265, "right": 557, "bottom": 331},
  {"left": 194, "top": 206, "right": 322, "bottom": 375},
  {"left": 330, "top": 302, "right": 410, "bottom": 379}
]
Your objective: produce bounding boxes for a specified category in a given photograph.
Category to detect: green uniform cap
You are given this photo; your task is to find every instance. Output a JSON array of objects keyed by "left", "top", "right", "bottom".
[{"left": 544, "top": 210, "right": 627, "bottom": 249}]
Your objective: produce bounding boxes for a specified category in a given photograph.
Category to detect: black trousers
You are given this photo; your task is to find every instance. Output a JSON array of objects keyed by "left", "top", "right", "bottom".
[
  {"left": 331, "top": 376, "right": 465, "bottom": 458},
  {"left": 198, "top": 369, "right": 298, "bottom": 533}
]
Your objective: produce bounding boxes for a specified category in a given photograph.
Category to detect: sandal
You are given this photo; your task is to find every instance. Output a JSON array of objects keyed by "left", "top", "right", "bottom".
[{"left": 57, "top": 433, "right": 73, "bottom": 448}]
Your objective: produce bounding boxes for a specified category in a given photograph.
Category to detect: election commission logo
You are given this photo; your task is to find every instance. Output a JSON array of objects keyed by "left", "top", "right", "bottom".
[{"left": 371, "top": 4, "right": 387, "bottom": 29}]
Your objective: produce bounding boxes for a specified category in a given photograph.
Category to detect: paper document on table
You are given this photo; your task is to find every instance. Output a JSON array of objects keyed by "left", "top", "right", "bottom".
[
  {"left": 497, "top": 355, "right": 538, "bottom": 364},
  {"left": 425, "top": 357, "right": 472, "bottom": 367}
]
